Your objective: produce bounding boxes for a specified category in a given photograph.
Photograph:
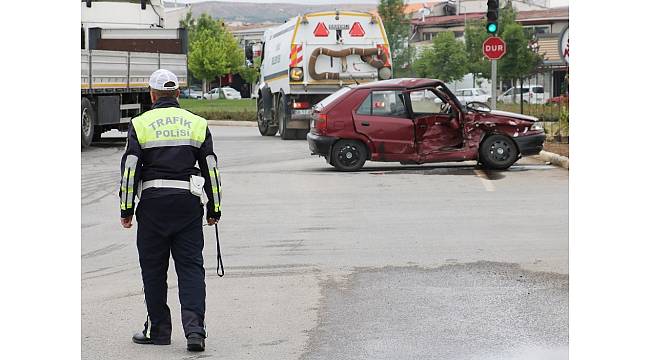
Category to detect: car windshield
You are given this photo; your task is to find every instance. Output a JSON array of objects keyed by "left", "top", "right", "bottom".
[{"left": 315, "top": 87, "right": 352, "bottom": 111}]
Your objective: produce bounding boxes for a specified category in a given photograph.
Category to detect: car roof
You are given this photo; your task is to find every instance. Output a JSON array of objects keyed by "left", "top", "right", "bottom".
[{"left": 357, "top": 78, "right": 445, "bottom": 90}]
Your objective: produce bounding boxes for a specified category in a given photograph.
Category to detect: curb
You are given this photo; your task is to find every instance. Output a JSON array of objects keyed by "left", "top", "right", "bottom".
[
  {"left": 207, "top": 120, "right": 256, "bottom": 127},
  {"left": 534, "top": 150, "right": 569, "bottom": 169}
]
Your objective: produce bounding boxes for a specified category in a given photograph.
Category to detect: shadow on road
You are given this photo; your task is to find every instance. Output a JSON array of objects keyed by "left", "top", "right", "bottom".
[
  {"left": 82, "top": 138, "right": 126, "bottom": 151},
  {"left": 308, "top": 163, "right": 514, "bottom": 180}
]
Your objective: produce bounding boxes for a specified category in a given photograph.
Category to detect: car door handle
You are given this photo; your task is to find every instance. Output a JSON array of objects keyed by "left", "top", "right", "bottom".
[
  {"left": 419, "top": 124, "right": 428, "bottom": 128},
  {"left": 361, "top": 121, "right": 370, "bottom": 126}
]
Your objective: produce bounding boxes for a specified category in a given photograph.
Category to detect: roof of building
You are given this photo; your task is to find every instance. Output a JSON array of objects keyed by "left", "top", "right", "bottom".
[
  {"left": 517, "top": 6, "right": 569, "bottom": 22},
  {"left": 412, "top": 12, "right": 485, "bottom": 26},
  {"left": 369, "top": 1, "right": 442, "bottom": 17},
  {"left": 229, "top": 23, "right": 278, "bottom": 34},
  {"left": 412, "top": 6, "right": 569, "bottom": 27}
]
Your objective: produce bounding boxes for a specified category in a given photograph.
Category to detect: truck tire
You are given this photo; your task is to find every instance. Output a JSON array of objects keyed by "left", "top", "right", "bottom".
[
  {"left": 81, "top": 97, "right": 95, "bottom": 148},
  {"left": 257, "top": 97, "right": 278, "bottom": 136},
  {"left": 479, "top": 134, "right": 519, "bottom": 170},
  {"left": 278, "top": 95, "right": 297, "bottom": 140}
]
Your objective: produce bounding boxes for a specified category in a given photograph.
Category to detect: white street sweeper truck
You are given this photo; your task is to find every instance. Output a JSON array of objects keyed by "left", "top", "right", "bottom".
[{"left": 253, "top": 10, "right": 392, "bottom": 140}]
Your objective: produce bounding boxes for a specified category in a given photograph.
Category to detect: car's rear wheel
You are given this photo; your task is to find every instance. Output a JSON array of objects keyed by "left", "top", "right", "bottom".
[
  {"left": 257, "top": 97, "right": 278, "bottom": 136},
  {"left": 330, "top": 140, "right": 367, "bottom": 172},
  {"left": 479, "top": 134, "right": 519, "bottom": 170}
]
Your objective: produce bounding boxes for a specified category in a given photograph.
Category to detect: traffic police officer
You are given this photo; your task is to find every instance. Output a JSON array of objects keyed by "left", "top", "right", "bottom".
[{"left": 119, "top": 69, "right": 222, "bottom": 352}]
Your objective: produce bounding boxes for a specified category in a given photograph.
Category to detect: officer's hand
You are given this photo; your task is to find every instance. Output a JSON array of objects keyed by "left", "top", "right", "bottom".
[
  {"left": 207, "top": 217, "right": 219, "bottom": 226},
  {"left": 121, "top": 216, "right": 133, "bottom": 228}
]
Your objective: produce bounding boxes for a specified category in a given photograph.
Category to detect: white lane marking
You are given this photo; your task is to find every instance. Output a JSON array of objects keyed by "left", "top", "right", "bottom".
[{"left": 474, "top": 169, "right": 496, "bottom": 192}]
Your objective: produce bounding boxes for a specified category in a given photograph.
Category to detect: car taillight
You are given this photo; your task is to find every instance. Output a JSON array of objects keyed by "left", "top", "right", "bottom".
[
  {"left": 292, "top": 101, "right": 310, "bottom": 109},
  {"left": 316, "top": 113, "right": 327, "bottom": 131}
]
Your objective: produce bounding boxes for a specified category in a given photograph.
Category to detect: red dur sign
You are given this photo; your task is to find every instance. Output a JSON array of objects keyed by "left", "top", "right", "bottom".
[{"left": 482, "top": 37, "right": 506, "bottom": 60}]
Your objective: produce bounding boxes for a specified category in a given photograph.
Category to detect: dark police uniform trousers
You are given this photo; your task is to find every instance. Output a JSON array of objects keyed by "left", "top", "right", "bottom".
[
  {"left": 136, "top": 193, "right": 206, "bottom": 342},
  {"left": 119, "top": 97, "right": 222, "bottom": 344}
]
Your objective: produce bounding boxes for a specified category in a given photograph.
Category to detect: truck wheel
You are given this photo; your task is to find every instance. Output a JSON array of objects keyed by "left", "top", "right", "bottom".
[
  {"left": 479, "top": 134, "right": 519, "bottom": 170},
  {"left": 330, "top": 140, "right": 367, "bottom": 172},
  {"left": 278, "top": 95, "right": 296, "bottom": 140},
  {"left": 257, "top": 97, "right": 278, "bottom": 136},
  {"left": 81, "top": 98, "right": 95, "bottom": 148}
]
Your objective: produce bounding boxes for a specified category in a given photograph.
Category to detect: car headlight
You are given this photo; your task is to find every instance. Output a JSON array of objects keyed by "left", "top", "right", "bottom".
[{"left": 531, "top": 123, "right": 543, "bottom": 131}]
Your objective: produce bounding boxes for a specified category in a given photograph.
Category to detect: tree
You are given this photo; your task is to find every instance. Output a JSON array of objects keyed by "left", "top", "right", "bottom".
[
  {"left": 238, "top": 57, "right": 260, "bottom": 85},
  {"left": 412, "top": 31, "right": 468, "bottom": 83},
  {"left": 498, "top": 22, "right": 543, "bottom": 112},
  {"left": 185, "top": 13, "right": 245, "bottom": 94},
  {"left": 462, "top": 4, "right": 519, "bottom": 81},
  {"left": 378, "top": 0, "right": 410, "bottom": 75},
  {"left": 464, "top": 19, "right": 490, "bottom": 84}
]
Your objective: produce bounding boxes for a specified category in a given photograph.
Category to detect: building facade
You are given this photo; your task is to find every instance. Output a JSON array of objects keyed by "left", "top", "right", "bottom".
[{"left": 410, "top": 5, "right": 569, "bottom": 97}]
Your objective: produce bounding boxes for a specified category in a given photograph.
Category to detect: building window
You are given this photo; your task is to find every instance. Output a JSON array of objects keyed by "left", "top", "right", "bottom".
[{"left": 524, "top": 25, "right": 551, "bottom": 37}]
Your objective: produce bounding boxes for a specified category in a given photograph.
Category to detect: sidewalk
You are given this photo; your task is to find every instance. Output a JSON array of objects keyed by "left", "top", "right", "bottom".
[
  {"left": 543, "top": 142, "right": 569, "bottom": 158},
  {"left": 534, "top": 141, "right": 569, "bottom": 169},
  {"left": 207, "top": 120, "right": 256, "bottom": 127}
]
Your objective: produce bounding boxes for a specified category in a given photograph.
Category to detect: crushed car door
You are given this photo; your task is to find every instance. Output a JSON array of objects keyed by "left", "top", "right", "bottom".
[
  {"left": 407, "top": 88, "right": 463, "bottom": 154},
  {"left": 352, "top": 90, "right": 416, "bottom": 160}
]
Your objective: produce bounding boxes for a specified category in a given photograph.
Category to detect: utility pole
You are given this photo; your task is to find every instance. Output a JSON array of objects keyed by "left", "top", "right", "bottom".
[{"left": 486, "top": 0, "right": 499, "bottom": 109}]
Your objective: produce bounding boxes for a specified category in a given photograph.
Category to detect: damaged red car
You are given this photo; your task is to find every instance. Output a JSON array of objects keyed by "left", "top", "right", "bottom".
[{"left": 307, "top": 78, "right": 545, "bottom": 171}]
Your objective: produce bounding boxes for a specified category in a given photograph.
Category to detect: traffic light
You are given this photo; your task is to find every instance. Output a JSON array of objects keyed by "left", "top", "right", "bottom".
[{"left": 486, "top": 0, "right": 499, "bottom": 35}]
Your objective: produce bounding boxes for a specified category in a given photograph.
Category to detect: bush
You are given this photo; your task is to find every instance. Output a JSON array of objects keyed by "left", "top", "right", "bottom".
[{"left": 193, "top": 110, "right": 257, "bottom": 122}]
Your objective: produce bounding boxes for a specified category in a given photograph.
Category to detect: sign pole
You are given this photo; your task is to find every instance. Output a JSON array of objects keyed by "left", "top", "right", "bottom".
[
  {"left": 491, "top": 59, "right": 497, "bottom": 109},
  {"left": 483, "top": 36, "right": 505, "bottom": 110}
]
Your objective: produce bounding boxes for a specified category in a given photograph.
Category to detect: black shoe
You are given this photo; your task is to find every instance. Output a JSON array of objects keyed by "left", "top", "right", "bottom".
[
  {"left": 187, "top": 333, "right": 205, "bottom": 352},
  {"left": 132, "top": 331, "right": 171, "bottom": 345},
  {"left": 132, "top": 332, "right": 153, "bottom": 345}
]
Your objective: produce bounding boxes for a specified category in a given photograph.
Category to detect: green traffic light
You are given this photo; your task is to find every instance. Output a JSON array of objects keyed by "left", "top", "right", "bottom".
[{"left": 487, "top": 23, "right": 498, "bottom": 34}]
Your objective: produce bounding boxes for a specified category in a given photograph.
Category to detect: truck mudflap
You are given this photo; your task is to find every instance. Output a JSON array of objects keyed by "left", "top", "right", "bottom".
[{"left": 261, "top": 86, "right": 273, "bottom": 123}]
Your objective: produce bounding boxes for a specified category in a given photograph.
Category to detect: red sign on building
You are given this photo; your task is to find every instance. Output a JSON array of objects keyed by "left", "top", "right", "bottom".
[{"left": 482, "top": 37, "right": 507, "bottom": 60}]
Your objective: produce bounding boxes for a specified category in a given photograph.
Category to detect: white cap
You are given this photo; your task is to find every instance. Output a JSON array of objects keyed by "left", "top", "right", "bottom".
[{"left": 148, "top": 69, "right": 179, "bottom": 90}]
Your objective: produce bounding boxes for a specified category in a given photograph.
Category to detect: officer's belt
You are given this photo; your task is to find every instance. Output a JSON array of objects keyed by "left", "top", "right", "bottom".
[{"left": 141, "top": 179, "right": 190, "bottom": 191}]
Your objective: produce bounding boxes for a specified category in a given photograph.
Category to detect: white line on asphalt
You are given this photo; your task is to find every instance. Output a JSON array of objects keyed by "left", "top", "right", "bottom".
[{"left": 473, "top": 169, "right": 496, "bottom": 192}]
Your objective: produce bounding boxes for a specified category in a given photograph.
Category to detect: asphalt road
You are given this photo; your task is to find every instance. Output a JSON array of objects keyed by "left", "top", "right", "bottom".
[{"left": 82, "top": 126, "right": 568, "bottom": 360}]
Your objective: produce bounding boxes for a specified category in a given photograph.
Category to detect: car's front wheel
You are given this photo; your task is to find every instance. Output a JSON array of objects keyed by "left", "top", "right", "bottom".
[
  {"left": 479, "top": 134, "right": 519, "bottom": 170},
  {"left": 330, "top": 140, "right": 367, "bottom": 171}
]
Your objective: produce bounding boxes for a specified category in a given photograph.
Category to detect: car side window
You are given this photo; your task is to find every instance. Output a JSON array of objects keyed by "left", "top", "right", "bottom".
[
  {"left": 357, "top": 94, "right": 372, "bottom": 115},
  {"left": 410, "top": 89, "right": 446, "bottom": 114},
  {"left": 532, "top": 87, "right": 544, "bottom": 94},
  {"left": 356, "top": 91, "right": 408, "bottom": 118}
]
